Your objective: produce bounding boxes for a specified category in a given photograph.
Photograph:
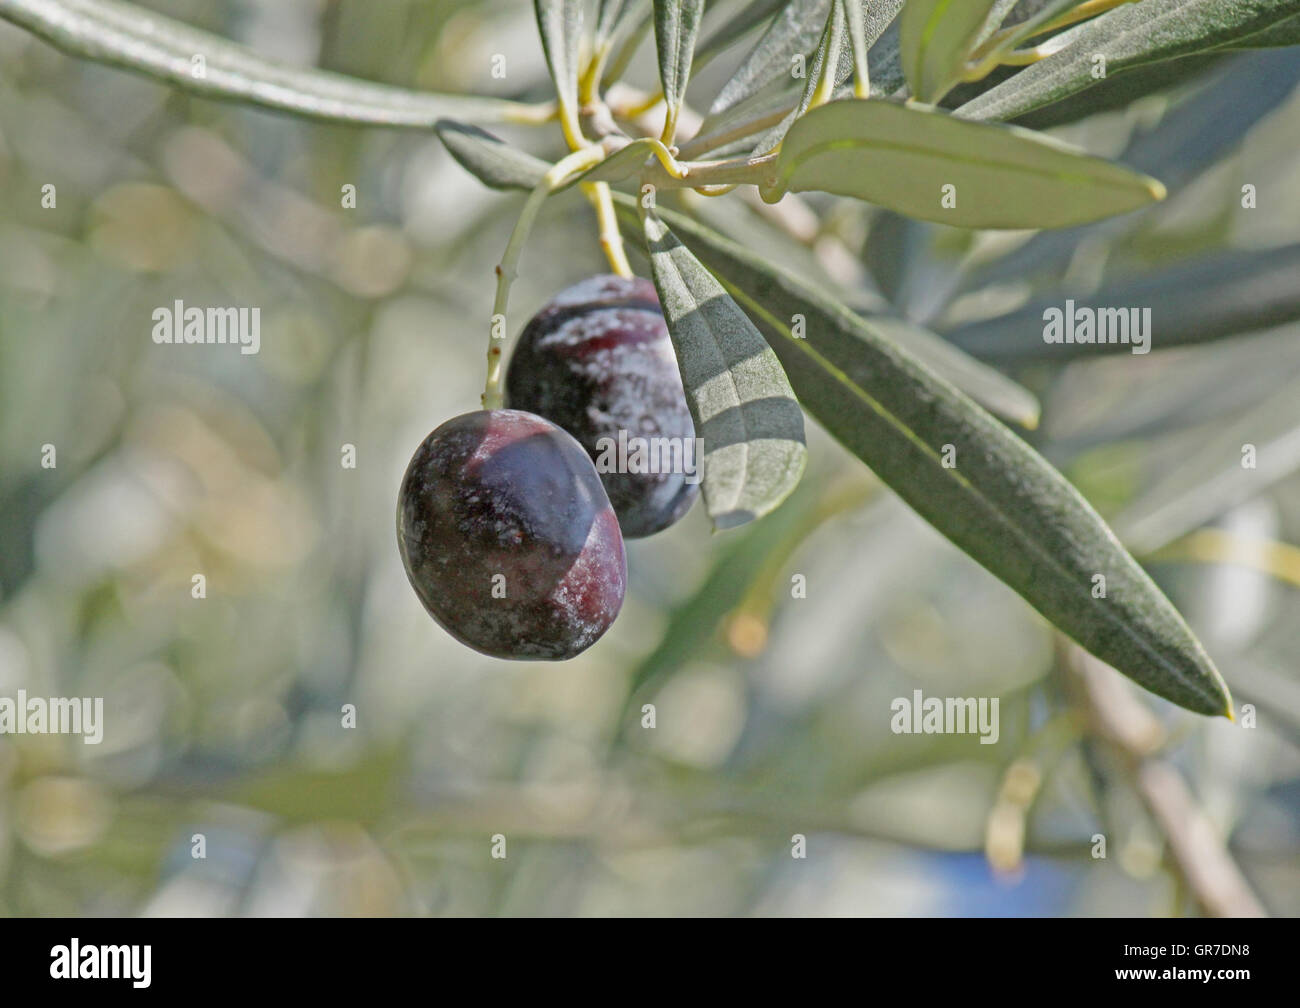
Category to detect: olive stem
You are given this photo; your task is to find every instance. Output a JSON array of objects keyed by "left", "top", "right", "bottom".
[
  {"left": 485, "top": 144, "right": 607, "bottom": 410},
  {"left": 843, "top": 0, "right": 870, "bottom": 99},
  {"left": 641, "top": 151, "right": 780, "bottom": 193},
  {"left": 501, "top": 100, "right": 560, "bottom": 126},
  {"left": 675, "top": 102, "right": 794, "bottom": 160},
  {"left": 968, "top": 0, "right": 1138, "bottom": 69},
  {"left": 583, "top": 180, "right": 634, "bottom": 278},
  {"left": 578, "top": 42, "right": 609, "bottom": 106},
  {"left": 619, "top": 87, "right": 666, "bottom": 120},
  {"left": 558, "top": 103, "right": 588, "bottom": 154},
  {"left": 1023, "top": 0, "right": 1139, "bottom": 39}
]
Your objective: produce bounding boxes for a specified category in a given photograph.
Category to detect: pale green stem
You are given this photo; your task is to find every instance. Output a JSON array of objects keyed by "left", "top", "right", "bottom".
[
  {"left": 642, "top": 151, "right": 779, "bottom": 192},
  {"left": 676, "top": 102, "right": 796, "bottom": 159},
  {"left": 845, "top": 0, "right": 871, "bottom": 98},
  {"left": 582, "top": 180, "right": 633, "bottom": 277},
  {"left": 972, "top": 0, "right": 1139, "bottom": 63},
  {"left": 484, "top": 145, "right": 606, "bottom": 409}
]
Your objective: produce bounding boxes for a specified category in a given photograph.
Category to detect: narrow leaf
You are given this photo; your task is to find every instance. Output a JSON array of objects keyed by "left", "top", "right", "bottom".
[
  {"left": 535, "top": 0, "right": 584, "bottom": 114},
  {"left": 900, "top": 0, "right": 1003, "bottom": 103},
  {"left": 707, "top": 0, "right": 832, "bottom": 117},
  {"left": 0, "top": 0, "right": 532, "bottom": 127},
  {"left": 957, "top": 0, "right": 1300, "bottom": 123},
  {"left": 578, "top": 137, "right": 660, "bottom": 183},
  {"left": 695, "top": 0, "right": 791, "bottom": 69},
  {"left": 617, "top": 198, "right": 1232, "bottom": 717},
  {"left": 748, "top": 0, "right": 907, "bottom": 153},
  {"left": 693, "top": 2, "right": 905, "bottom": 156},
  {"left": 773, "top": 98, "right": 1165, "bottom": 229},
  {"left": 595, "top": 0, "right": 644, "bottom": 50},
  {"left": 435, "top": 121, "right": 550, "bottom": 191},
  {"left": 436, "top": 119, "right": 652, "bottom": 196},
  {"left": 1009, "top": 53, "right": 1226, "bottom": 131},
  {"left": 964, "top": 49, "right": 1300, "bottom": 287},
  {"left": 641, "top": 210, "right": 808, "bottom": 529},
  {"left": 790, "top": 0, "right": 847, "bottom": 124},
  {"left": 653, "top": 0, "right": 706, "bottom": 139}
]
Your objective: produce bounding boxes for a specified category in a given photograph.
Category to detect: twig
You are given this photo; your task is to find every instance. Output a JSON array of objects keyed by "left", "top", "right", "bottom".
[
  {"left": 582, "top": 181, "right": 633, "bottom": 278},
  {"left": 1066, "top": 643, "right": 1266, "bottom": 918},
  {"left": 486, "top": 145, "right": 607, "bottom": 408}
]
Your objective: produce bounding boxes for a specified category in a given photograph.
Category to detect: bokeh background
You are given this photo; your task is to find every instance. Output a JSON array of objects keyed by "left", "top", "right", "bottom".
[{"left": 0, "top": 0, "right": 1297, "bottom": 916}]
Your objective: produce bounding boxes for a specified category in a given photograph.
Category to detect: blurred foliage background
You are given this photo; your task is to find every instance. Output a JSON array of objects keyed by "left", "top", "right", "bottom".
[{"left": 0, "top": 0, "right": 1297, "bottom": 916}]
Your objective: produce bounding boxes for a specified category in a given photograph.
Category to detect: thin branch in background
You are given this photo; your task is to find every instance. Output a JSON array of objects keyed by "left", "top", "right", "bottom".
[{"left": 1065, "top": 643, "right": 1267, "bottom": 918}]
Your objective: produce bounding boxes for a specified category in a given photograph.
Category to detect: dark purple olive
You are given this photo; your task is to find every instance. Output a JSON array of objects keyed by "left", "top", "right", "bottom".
[
  {"left": 505, "top": 274, "right": 699, "bottom": 538},
  {"left": 397, "top": 409, "right": 626, "bottom": 660}
]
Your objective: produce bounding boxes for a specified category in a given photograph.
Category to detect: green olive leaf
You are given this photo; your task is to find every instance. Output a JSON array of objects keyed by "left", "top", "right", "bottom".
[
  {"left": 741, "top": 0, "right": 844, "bottom": 158},
  {"left": 692, "top": 2, "right": 904, "bottom": 157},
  {"left": 0, "top": 0, "right": 539, "bottom": 127},
  {"left": 695, "top": 0, "right": 791, "bottom": 69},
  {"left": 594, "top": 0, "right": 644, "bottom": 52},
  {"left": 642, "top": 209, "right": 808, "bottom": 530},
  {"left": 435, "top": 121, "right": 656, "bottom": 196},
  {"left": 653, "top": 0, "right": 706, "bottom": 139},
  {"left": 957, "top": 0, "right": 1300, "bottom": 123},
  {"left": 578, "top": 138, "right": 661, "bottom": 184},
  {"left": 434, "top": 123, "right": 667, "bottom": 196},
  {"left": 900, "top": 0, "right": 1003, "bottom": 103},
  {"left": 964, "top": 50, "right": 1300, "bottom": 285},
  {"left": 795, "top": 0, "right": 846, "bottom": 116},
  {"left": 707, "top": 0, "right": 832, "bottom": 117},
  {"left": 772, "top": 98, "right": 1165, "bottom": 229},
  {"left": 434, "top": 120, "right": 550, "bottom": 191},
  {"left": 618, "top": 198, "right": 1232, "bottom": 717},
  {"left": 747, "top": 0, "right": 907, "bottom": 154},
  {"left": 534, "top": 0, "right": 585, "bottom": 116}
]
